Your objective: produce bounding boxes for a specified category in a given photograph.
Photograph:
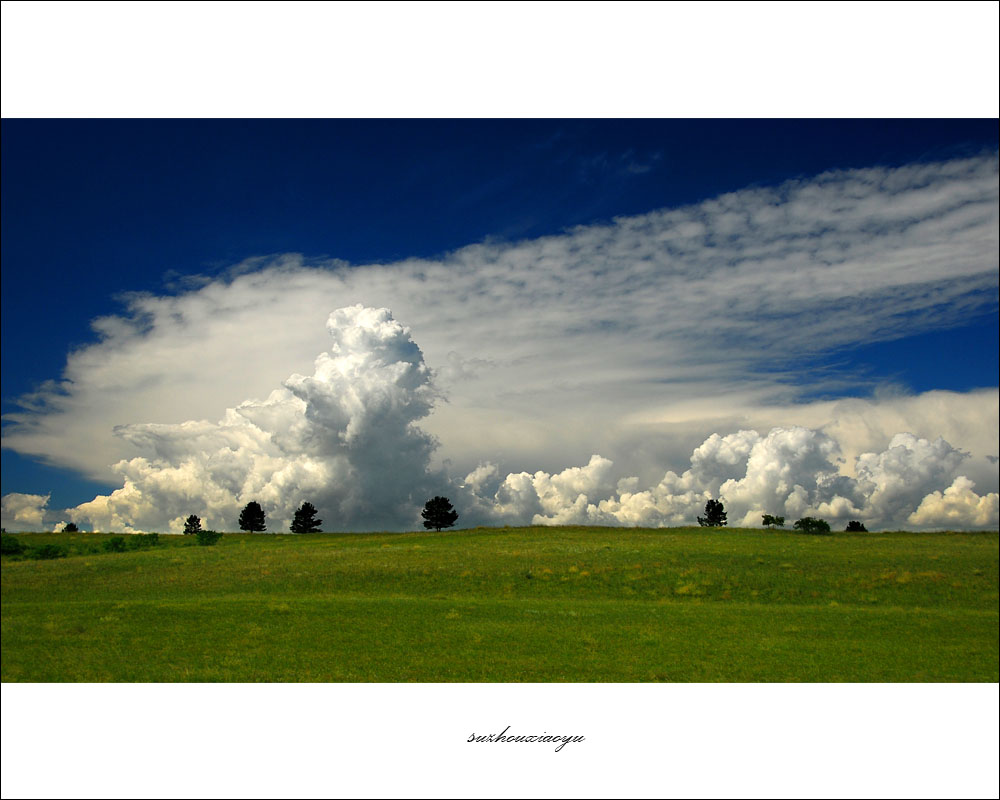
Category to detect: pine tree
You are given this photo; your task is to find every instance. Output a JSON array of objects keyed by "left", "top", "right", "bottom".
[
  {"left": 421, "top": 496, "right": 458, "bottom": 531},
  {"left": 238, "top": 501, "right": 267, "bottom": 533},
  {"left": 183, "top": 514, "right": 202, "bottom": 535},
  {"left": 290, "top": 502, "right": 322, "bottom": 533},
  {"left": 697, "top": 499, "right": 728, "bottom": 527}
]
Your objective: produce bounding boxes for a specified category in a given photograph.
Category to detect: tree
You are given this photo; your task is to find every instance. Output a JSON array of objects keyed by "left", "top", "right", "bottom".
[
  {"left": 183, "top": 515, "right": 202, "bottom": 535},
  {"left": 793, "top": 516, "right": 831, "bottom": 535},
  {"left": 845, "top": 520, "right": 868, "bottom": 532},
  {"left": 761, "top": 514, "right": 785, "bottom": 529},
  {"left": 290, "top": 502, "right": 322, "bottom": 533},
  {"left": 697, "top": 499, "right": 727, "bottom": 527},
  {"left": 421, "top": 496, "right": 458, "bottom": 531},
  {"left": 238, "top": 501, "right": 267, "bottom": 533},
  {"left": 63, "top": 522, "right": 79, "bottom": 533}
]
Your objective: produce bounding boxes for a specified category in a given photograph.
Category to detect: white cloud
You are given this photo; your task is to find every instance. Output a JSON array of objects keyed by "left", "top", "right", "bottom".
[
  {"left": 67, "top": 306, "right": 443, "bottom": 533},
  {"left": 481, "top": 454, "right": 617, "bottom": 525},
  {"left": 908, "top": 476, "right": 999, "bottom": 528},
  {"left": 4, "top": 155, "right": 997, "bottom": 488},
  {"left": 854, "top": 433, "right": 970, "bottom": 527},
  {"left": 6, "top": 364, "right": 996, "bottom": 533},
  {"left": 2, "top": 155, "right": 998, "bottom": 531},
  {"left": 465, "top": 426, "right": 997, "bottom": 531},
  {"left": 1, "top": 492, "right": 51, "bottom": 531},
  {"left": 717, "top": 427, "right": 847, "bottom": 525}
]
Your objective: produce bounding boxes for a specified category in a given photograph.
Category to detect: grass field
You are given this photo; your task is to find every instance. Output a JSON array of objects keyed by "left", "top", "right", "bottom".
[{"left": 2, "top": 526, "right": 997, "bottom": 682}]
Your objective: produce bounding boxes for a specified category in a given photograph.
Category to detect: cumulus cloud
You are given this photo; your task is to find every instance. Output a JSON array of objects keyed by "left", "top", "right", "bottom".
[
  {"left": 65, "top": 306, "right": 443, "bottom": 533},
  {"left": 474, "top": 454, "right": 617, "bottom": 525},
  {"left": 6, "top": 334, "right": 995, "bottom": 531},
  {"left": 0, "top": 493, "right": 51, "bottom": 531},
  {"left": 465, "top": 426, "right": 996, "bottom": 531},
  {"left": 716, "top": 428, "right": 849, "bottom": 526},
  {"left": 908, "top": 477, "right": 999, "bottom": 528},
  {"left": 854, "top": 433, "right": 970, "bottom": 527}
]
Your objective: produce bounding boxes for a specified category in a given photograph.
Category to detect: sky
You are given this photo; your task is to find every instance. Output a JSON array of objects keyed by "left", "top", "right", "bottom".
[{"left": 2, "top": 118, "right": 998, "bottom": 532}]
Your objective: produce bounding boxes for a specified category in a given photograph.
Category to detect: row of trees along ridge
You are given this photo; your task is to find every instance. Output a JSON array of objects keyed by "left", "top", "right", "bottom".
[
  {"left": 698, "top": 499, "right": 867, "bottom": 533},
  {"left": 180, "top": 498, "right": 460, "bottom": 534}
]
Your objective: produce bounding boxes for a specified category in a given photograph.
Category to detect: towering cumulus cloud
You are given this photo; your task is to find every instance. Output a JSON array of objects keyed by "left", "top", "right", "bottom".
[
  {"left": 6, "top": 309, "right": 997, "bottom": 532},
  {"left": 68, "top": 306, "right": 441, "bottom": 533}
]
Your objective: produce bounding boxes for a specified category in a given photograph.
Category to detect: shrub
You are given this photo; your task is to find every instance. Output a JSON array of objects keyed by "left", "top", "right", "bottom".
[
  {"left": 104, "top": 536, "right": 128, "bottom": 553},
  {"left": 196, "top": 529, "right": 223, "bottom": 546},
  {"left": 30, "top": 544, "right": 68, "bottom": 560},
  {"left": 793, "top": 517, "right": 831, "bottom": 535},
  {"left": 127, "top": 533, "right": 160, "bottom": 549},
  {"left": 1, "top": 534, "right": 26, "bottom": 555}
]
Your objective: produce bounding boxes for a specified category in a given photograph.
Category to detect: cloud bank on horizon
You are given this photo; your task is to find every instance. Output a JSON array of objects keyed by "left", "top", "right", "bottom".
[
  {"left": 3, "top": 304, "right": 996, "bottom": 533},
  {"left": 2, "top": 155, "right": 998, "bottom": 532}
]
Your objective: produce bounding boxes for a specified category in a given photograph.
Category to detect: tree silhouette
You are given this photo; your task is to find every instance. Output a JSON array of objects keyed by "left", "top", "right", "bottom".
[
  {"left": 761, "top": 514, "right": 785, "bottom": 529},
  {"left": 793, "top": 516, "right": 831, "bottom": 534},
  {"left": 697, "top": 499, "right": 727, "bottom": 527},
  {"left": 238, "top": 501, "right": 267, "bottom": 533},
  {"left": 421, "top": 496, "right": 458, "bottom": 531},
  {"left": 845, "top": 520, "right": 867, "bottom": 532},
  {"left": 183, "top": 514, "right": 202, "bottom": 535},
  {"left": 63, "top": 522, "right": 79, "bottom": 533},
  {"left": 290, "top": 502, "right": 322, "bottom": 533}
]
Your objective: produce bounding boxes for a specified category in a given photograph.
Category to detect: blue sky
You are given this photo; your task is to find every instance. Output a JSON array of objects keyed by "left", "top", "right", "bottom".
[{"left": 2, "top": 118, "right": 998, "bottom": 530}]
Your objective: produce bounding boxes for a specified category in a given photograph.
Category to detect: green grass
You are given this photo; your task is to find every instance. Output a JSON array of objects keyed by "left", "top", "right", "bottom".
[{"left": 2, "top": 526, "right": 997, "bottom": 681}]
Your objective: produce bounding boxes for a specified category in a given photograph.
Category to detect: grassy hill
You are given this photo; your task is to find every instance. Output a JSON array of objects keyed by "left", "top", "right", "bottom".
[{"left": 2, "top": 526, "right": 997, "bottom": 681}]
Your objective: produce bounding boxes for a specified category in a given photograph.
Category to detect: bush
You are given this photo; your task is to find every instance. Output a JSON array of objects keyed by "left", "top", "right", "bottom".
[
  {"left": 127, "top": 533, "right": 160, "bottom": 549},
  {"left": 1, "top": 534, "right": 26, "bottom": 555},
  {"left": 196, "top": 529, "right": 223, "bottom": 546},
  {"left": 793, "top": 517, "right": 831, "bottom": 535},
  {"left": 104, "top": 536, "right": 128, "bottom": 553},
  {"left": 30, "top": 544, "right": 68, "bottom": 560}
]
